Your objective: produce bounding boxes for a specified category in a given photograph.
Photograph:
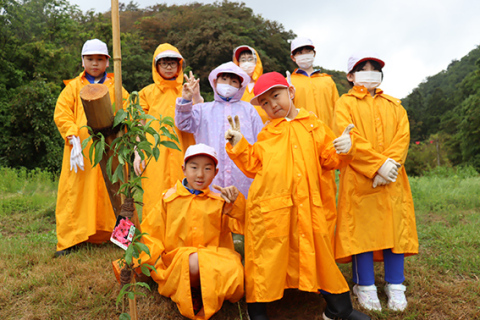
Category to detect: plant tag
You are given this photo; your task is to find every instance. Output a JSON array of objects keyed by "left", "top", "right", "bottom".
[{"left": 110, "top": 215, "right": 136, "bottom": 250}]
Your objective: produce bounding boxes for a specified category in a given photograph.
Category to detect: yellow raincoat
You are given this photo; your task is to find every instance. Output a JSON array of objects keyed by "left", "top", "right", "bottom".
[
  {"left": 233, "top": 47, "right": 269, "bottom": 123},
  {"left": 140, "top": 180, "right": 245, "bottom": 319},
  {"left": 139, "top": 43, "right": 195, "bottom": 220},
  {"left": 291, "top": 69, "right": 339, "bottom": 128},
  {"left": 333, "top": 86, "right": 418, "bottom": 263},
  {"left": 54, "top": 72, "right": 129, "bottom": 251},
  {"left": 226, "top": 109, "right": 354, "bottom": 302}
]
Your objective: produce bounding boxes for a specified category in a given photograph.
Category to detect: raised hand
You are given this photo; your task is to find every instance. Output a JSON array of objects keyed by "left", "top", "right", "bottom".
[
  {"left": 213, "top": 185, "right": 239, "bottom": 204},
  {"left": 182, "top": 71, "right": 201, "bottom": 102},
  {"left": 225, "top": 115, "right": 243, "bottom": 147},
  {"left": 333, "top": 124, "right": 355, "bottom": 154}
]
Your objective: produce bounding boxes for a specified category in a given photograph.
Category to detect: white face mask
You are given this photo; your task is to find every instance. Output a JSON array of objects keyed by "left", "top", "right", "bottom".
[
  {"left": 355, "top": 71, "right": 382, "bottom": 90},
  {"left": 239, "top": 61, "right": 256, "bottom": 76},
  {"left": 216, "top": 83, "right": 239, "bottom": 98},
  {"left": 295, "top": 53, "right": 315, "bottom": 69}
]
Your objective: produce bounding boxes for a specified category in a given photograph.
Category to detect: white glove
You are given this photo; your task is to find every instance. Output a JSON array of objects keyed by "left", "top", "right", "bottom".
[
  {"left": 133, "top": 149, "right": 146, "bottom": 176},
  {"left": 372, "top": 174, "right": 390, "bottom": 188},
  {"left": 69, "top": 136, "right": 84, "bottom": 173},
  {"left": 333, "top": 124, "right": 355, "bottom": 154},
  {"left": 225, "top": 115, "right": 243, "bottom": 147},
  {"left": 377, "top": 158, "right": 400, "bottom": 182}
]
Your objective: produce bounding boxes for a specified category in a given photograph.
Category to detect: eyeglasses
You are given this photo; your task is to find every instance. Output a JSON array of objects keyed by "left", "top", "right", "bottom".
[
  {"left": 158, "top": 61, "right": 178, "bottom": 69},
  {"left": 239, "top": 57, "right": 255, "bottom": 63}
]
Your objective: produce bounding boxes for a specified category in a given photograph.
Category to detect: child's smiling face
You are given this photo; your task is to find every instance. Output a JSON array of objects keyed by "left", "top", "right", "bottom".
[
  {"left": 182, "top": 155, "right": 218, "bottom": 191},
  {"left": 83, "top": 54, "right": 108, "bottom": 79},
  {"left": 257, "top": 86, "right": 296, "bottom": 119}
]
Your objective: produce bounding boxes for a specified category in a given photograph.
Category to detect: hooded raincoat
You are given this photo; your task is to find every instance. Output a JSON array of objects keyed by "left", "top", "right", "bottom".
[
  {"left": 54, "top": 71, "right": 129, "bottom": 251},
  {"left": 333, "top": 86, "right": 418, "bottom": 263},
  {"left": 139, "top": 43, "right": 195, "bottom": 220},
  {"left": 140, "top": 180, "right": 245, "bottom": 319},
  {"left": 233, "top": 46, "right": 269, "bottom": 123},
  {"left": 175, "top": 62, "right": 263, "bottom": 198},
  {"left": 226, "top": 109, "right": 354, "bottom": 302},
  {"left": 291, "top": 69, "right": 339, "bottom": 128}
]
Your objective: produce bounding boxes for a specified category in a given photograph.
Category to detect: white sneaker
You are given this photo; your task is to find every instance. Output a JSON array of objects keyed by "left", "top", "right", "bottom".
[
  {"left": 353, "top": 284, "right": 382, "bottom": 311},
  {"left": 384, "top": 283, "right": 407, "bottom": 311}
]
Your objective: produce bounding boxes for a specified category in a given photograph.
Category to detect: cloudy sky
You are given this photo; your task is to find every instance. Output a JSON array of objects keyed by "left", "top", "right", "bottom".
[{"left": 69, "top": 0, "right": 480, "bottom": 99}]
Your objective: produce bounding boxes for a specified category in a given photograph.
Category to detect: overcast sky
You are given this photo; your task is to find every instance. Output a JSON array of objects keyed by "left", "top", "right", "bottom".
[{"left": 68, "top": 0, "right": 480, "bottom": 99}]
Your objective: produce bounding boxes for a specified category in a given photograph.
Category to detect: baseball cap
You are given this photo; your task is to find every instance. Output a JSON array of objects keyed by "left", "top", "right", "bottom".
[
  {"left": 347, "top": 51, "right": 385, "bottom": 73},
  {"left": 233, "top": 45, "right": 255, "bottom": 61},
  {"left": 81, "top": 39, "right": 111, "bottom": 58},
  {"left": 290, "top": 37, "right": 315, "bottom": 54},
  {"left": 250, "top": 72, "right": 289, "bottom": 105},
  {"left": 154, "top": 50, "right": 183, "bottom": 64},
  {"left": 184, "top": 143, "right": 218, "bottom": 166}
]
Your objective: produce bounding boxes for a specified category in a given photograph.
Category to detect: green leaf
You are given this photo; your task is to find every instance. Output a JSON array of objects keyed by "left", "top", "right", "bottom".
[
  {"left": 114, "top": 109, "right": 126, "bottom": 127},
  {"left": 127, "top": 292, "right": 135, "bottom": 300},
  {"left": 140, "top": 265, "right": 151, "bottom": 277},
  {"left": 119, "top": 313, "right": 131, "bottom": 320},
  {"left": 160, "top": 140, "right": 180, "bottom": 151},
  {"left": 125, "top": 243, "right": 134, "bottom": 265},
  {"left": 153, "top": 147, "right": 160, "bottom": 161},
  {"left": 134, "top": 242, "right": 150, "bottom": 256}
]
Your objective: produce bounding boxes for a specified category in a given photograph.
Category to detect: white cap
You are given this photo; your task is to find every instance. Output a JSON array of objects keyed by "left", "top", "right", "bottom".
[
  {"left": 184, "top": 143, "right": 218, "bottom": 166},
  {"left": 347, "top": 51, "right": 385, "bottom": 73},
  {"left": 154, "top": 50, "right": 183, "bottom": 64},
  {"left": 290, "top": 37, "right": 315, "bottom": 54},
  {"left": 81, "top": 39, "right": 110, "bottom": 58}
]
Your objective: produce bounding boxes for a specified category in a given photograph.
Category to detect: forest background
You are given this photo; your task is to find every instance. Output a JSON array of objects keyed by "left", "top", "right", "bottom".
[{"left": 2, "top": 0, "right": 480, "bottom": 176}]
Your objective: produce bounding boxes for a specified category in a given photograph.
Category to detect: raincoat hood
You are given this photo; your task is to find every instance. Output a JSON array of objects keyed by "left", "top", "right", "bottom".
[
  {"left": 233, "top": 45, "right": 263, "bottom": 83},
  {"left": 152, "top": 43, "right": 184, "bottom": 93},
  {"left": 208, "top": 62, "right": 250, "bottom": 102}
]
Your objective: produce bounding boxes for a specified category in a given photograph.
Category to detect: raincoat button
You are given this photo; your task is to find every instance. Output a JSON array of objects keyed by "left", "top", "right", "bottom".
[{"left": 310, "top": 124, "right": 313, "bottom": 128}]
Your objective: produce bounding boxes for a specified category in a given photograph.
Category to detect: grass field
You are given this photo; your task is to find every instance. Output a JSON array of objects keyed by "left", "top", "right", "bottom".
[{"left": 0, "top": 166, "right": 479, "bottom": 319}]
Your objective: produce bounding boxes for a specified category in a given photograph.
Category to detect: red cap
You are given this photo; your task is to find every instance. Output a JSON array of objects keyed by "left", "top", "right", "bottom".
[{"left": 250, "top": 72, "right": 289, "bottom": 105}]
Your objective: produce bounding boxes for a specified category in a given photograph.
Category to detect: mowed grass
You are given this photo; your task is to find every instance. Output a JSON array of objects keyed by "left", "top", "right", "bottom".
[{"left": 0, "top": 166, "right": 479, "bottom": 319}]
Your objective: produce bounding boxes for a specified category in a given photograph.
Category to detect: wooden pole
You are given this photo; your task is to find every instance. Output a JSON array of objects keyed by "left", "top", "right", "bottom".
[{"left": 111, "top": 0, "right": 123, "bottom": 114}]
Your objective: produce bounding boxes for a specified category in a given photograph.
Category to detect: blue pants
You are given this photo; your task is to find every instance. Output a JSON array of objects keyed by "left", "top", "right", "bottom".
[{"left": 352, "top": 249, "right": 405, "bottom": 286}]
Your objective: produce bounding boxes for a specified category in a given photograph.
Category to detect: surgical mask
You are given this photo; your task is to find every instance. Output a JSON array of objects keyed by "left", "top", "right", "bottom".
[
  {"left": 355, "top": 71, "right": 382, "bottom": 90},
  {"left": 295, "top": 53, "right": 315, "bottom": 69},
  {"left": 240, "top": 61, "right": 256, "bottom": 76},
  {"left": 216, "top": 83, "right": 239, "bottom": 98}
]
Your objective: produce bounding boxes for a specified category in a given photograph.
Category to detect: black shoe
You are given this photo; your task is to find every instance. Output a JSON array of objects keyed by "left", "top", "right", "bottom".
[
  {"left": 322, "top": 292, "right": 371, "bottom": 320},
  {"left": 247, "top": 302, "right": 269, "bottom": 320},
  {"left": 54, "top": 245, "right": 77, "bottom": 257}
]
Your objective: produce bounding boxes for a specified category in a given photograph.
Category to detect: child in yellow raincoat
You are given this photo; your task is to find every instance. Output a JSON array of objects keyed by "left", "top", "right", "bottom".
[
  {"left": 289, "top": 37, "right": 339, "bottom": 128},
  {"left": 135, "top": 43, "right": 198, "bottom": 221},
  {"left": 138, "top": 143, "right": 245, "bottom": 319},
  {"left": 333, "top": 52, "right": 418, "bottom": 313},
  {"left": 232, "top": 45, "right": 269, "bottom": 123},
  {"left": 225, "top": 72, "right": 370, "bottom": 320},
  {"left": 53, "top": 39, "right": 129, "bottom": 256}
]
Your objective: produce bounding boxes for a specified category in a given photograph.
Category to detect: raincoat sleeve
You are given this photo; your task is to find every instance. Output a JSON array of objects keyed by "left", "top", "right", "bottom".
[
  {"left": 54, "top": 84, "right": 79, "bottom": 139},
  {"left": 226, "top": 136, "right": 263, "bottom": 179},
  {"left": 175, "top": 97, "right": 202, "bottom": 134},
  {"left": 381, "top": 107, "right": 410, "bottom": 165},
  {"left": 317, "top": 121, "right": 355, "bottom": 171},
  {"left": 138, "top": 197, "right": 167, "bottom": 266},
  {"left": 334, "top": 99, "right": 388, "bottom": 179},
  {"left": 138, "top": 87, "right": 150, "bottom": 113}
]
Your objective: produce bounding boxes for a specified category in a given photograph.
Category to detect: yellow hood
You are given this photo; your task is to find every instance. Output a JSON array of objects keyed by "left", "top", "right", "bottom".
[
  {"left": 152, "top": 43, "right": 184, "bottom": 93},
  {"left": 233, "top": 45, "right": 263, "bottom": 83}
]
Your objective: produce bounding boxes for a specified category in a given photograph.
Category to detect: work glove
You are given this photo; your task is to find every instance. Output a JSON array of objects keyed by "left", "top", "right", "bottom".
[
  {"left": 333, "top": 124, "right": 355, "bottom": 154},
  {"left": 133, "top": 148, "right": 146, "bottom": 176},
  {"left": 225, "top": 115, "right": 243, "bottom": 147},
  {"left": 377, "top": 158, "right": 401, "bottom": 182},
  {"left": 372, "top": 174, "right": 390, "bottom": 188},
  {"left": 68, "top": 135, "right": 84, "bottom": 173}
]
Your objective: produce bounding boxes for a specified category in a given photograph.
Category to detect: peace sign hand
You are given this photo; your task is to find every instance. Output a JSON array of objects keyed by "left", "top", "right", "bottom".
[
  {"left": 225, "top": 115, "right": 243, "bottom": 147},
  {"left": 182, "top": 71, "right": 201, "bottom": 102}
]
